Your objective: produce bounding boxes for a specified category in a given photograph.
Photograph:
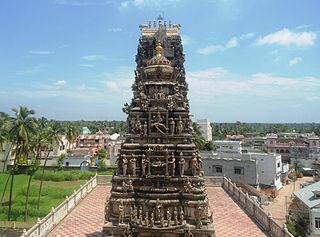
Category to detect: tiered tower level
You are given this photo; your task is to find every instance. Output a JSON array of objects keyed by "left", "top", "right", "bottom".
[{"left": 103, "top": 19, "right": 215, "bottom": 237}]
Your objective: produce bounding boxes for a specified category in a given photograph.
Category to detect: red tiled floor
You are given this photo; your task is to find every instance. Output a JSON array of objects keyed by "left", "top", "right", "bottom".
[
  {"left": 47, "top": 185, "right": 111, "bottom": 237},
  {"left": 207, "top": 187, "right": 267, "bottom": 237},
  {"left": 48, "top": 186, "right": 267, "bottom": 237}
]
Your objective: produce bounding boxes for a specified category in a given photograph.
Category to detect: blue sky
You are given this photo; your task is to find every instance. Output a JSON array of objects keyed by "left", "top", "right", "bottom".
[{"left": 0, "top": 0, "right": 319, "bottom": 122}]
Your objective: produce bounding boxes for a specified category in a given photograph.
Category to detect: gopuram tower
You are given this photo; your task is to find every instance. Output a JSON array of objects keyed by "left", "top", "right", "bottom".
[{"left": 103, "top": 18, "right": 215, "bottom": 237}]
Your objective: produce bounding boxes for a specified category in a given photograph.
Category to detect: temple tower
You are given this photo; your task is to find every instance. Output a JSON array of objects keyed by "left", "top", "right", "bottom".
[{"left": 103, "top": 18, "right": 215, "bottom": 237}]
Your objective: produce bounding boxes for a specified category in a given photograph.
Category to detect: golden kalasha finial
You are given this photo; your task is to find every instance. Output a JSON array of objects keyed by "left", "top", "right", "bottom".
[{"left": 156, "top": 42, "right": 163, "bottom": 57}]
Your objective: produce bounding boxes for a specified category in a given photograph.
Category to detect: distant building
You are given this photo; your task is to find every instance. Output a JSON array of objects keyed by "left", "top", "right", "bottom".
[
  {"left": 196, "top": 119, "right": 212, "bottom": 141},
  {"left": 214, "top": 140, "right": 242, "bottom": 155},
  {"left": 265, "top": 133, "right": 320, "bottom": 166}
]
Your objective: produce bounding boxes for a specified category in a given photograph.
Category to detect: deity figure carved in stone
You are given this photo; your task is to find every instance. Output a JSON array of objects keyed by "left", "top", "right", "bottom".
[
  {"left": 173, "top": 208, "right": 178, "bottom": 225},
  {"left": 146, "top": 148, "right": 152, "bottom": 176},
  {"left": 184, "top": 177, "right": 193, "bottom": 193},
  {"left": 169, "top": 152, "right": 176, "bottom": 176},
  {"left": 139, "top": 208, "right": 143, "bottom": 225},
  {"left": 179, "top": 154, "right": 185, "bottom": 176},
  {"left": 118, "top": 200, "right": 124, "bottom": 225},
  {"left": 176, "top": 116, "right": 184, "bottom": 134},
  {"left": 150, "top": 212, "right": 154, "bottom": 227},
  {"left": 165, "top": 149, "right": 169, "bottom": 176},
  {"left": 143, "top": 121, "right": 148, "bottom": 135},
  {"left": 141, "top": 154, "right": 147, "bottom": 176},
  {"left": 130, "top": 154, "right": 137, "bottom": 176},
  {"left": 169, "top": 117, "right": 175, "bottom": 135},
  {"left": 122, "top": 154, "right": 128, "bottom": 176},
  {"left": 190, "top": 153, "right": 198, "bottom": 176},
  {"left": 179, "top": 208, "right": 184, "bottom": 225},
  {"left": 166, "top": 207, "right": 171, "bottom": 226},
  {"left": 123, "top": 225, "right": 133, "bottom": 237},
  {"left": 151, "top": 112, "right": 167, "bottom": 135}
]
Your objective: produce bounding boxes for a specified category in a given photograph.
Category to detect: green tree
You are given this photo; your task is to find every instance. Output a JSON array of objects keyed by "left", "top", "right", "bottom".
[
  {"left": 65, "top": 125, "right": 79, "bottom": 150},
  {"left": 192, "top": 122, "right": 206, "bottom": 150},
  {"left": 7, "top": 106, "right": 36, "bottom": 220},
  {"left": 37, "top": 121, "right": 63, "bottom": 210}
]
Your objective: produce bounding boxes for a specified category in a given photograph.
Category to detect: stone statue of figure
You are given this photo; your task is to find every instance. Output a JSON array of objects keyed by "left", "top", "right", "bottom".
[
  {"left": 157, "top": 85, "right": 165, "bottom": 99},
  {"left": 130, "top": 154, "right": 137, "bottom": 176},
  {"left": 105, "top": 200, "right": 110, "bottom": 221},
  {"left": 173, "top": 208, "right": 178, "bottom": 225},
  {"left": 190, "top": 153, "right": 198, "bottom": 176},
  {"left": 127, "top": 179, "right": 133, "bottom": 192},
  {"left": 150, "top": 212, "right": 154, "bottom": 227},
  {"left": 166, "top": 207, "right": 171, "bottom": 227},
  {"left": 135, "top": 116, "right": 142, "bottom": 134},
  {"left": 179, "top": 208, "right": 184, "bottom": 225},
  {"left": 155, "top": 199, "right": 161, "bottom": 220},
  {"left": 179, "top": 155, "right": 185, "bottom": 176},
  {"left": 118, "top": 200, "right": 124, "bottom": 224},
  {"left": 176, "top": 116, "right": 183, "bottom": 134},
  {"left": 145, "top": 214, "right": 149, "bottom": 227},
  {"left": 169, "top": 117, "right": 175, "bottom": 135},
  {"left": 131, "top": 206, "right": 137, "bottom": 223},
  {"left": 196, "top": 153, "right": 204, "bottom": 176},
  {"left": 141, "top": 154, "right": 147, "bottom": 176},
  {"left": 195, "top": 200, "right": 203, "bottom": 228},
  {"left": 165, "top": 149, "right": 169, "bottom": 176},
  {"left": 169, "top": 152, "right": 176, "bottom": 176},
  {"left": 185, "top": 227, "right": 194, "bottom": 237},
  {"left": 146, "top": 148, "right": 152, "bottom": 176},
  {"left": 184, "top": 177, "right": 193, "bottom": 193},
  {"left": 122, "top": 225, "right": 133, "bottom": 237},
  {"left": 143, "top": 121, "right": 148, "bottom": 135},
  {"left": 139, "top": 208, "right": 143, "bottom": 225},
  {"left": 122, "top": 154, "right": 128, "bottom": 176}
]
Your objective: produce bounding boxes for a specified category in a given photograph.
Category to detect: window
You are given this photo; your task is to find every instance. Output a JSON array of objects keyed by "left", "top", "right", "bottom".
[
  {"left": 313, "top": 141, "right": 317, "bottom": 146},
  {"left": 214, "top": 166, "right": 222, "bottom": 173},
  {"left": 315, "top": 217, "right": 320, "bottom": 229},
  {"left": 270, "top": 140, "right": 273, "bottom": 144},
  {"left": 234, "top": 167, "right": 244, "bottom": 175},
  {"left": 277, "top": 163, "right": 280, "bottom": 168}
]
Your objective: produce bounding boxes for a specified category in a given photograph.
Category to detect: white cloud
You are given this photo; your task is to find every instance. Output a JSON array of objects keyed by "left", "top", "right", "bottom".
[
  {"left": 54, "top": 0, "right": 96, "bottom": 6},
  {"left": 239, "top": 32, "right": 255, "bottom": 40},
  {"left": 197, "top": 32, "right": 253, "bottom": 55},
  {"left": 255, "top": 28, "right": 317, "bottom": 47},
  {"left": 108, "top": 28, "right": 123, "bottom": 32},
  {"left": 187, "top": 67, "right": 320, "bottom": 101},
  {"left": 289, "top": 57, "right": 302, "bottom": 66},
  {"left": 54, "top": 80, "right": 67, "bottom": 86},
  {"left": 226, "top": 37, "right": 238, "bottom": 48},
  {"left": 80, "top": 64, "right": 95, "bottom": 68},
  {"left": 81, "top": 55, "right": 106, "bottom": 61},
  {"left": 181, "top": 35, "right": 192, "bottom": 45},
  {"left": 197, "top": 45, "right": 224, "bottom": 55},
  {"left": 120, "top": 0, "right": 181, "bottom": 9},
  {"left": 29, "top": 50, "right": 54, "bottom": 55}
]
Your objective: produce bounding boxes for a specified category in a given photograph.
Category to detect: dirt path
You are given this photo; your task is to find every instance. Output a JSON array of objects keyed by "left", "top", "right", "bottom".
[{"left": 263, "top": 176, "right": 313, "bottom": 225}]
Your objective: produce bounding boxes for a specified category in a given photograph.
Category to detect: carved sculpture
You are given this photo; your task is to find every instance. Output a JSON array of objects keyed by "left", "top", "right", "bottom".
[{"left": 103, "top": 18, "right": 215, "bottom": 237}]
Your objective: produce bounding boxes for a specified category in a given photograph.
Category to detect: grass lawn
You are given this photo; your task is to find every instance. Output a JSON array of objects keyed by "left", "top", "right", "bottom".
[{"left": 0, "top": 171, "right": 91, "bottom": 226}]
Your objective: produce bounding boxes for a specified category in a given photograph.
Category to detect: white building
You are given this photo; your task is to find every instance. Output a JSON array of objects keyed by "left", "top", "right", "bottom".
[
  {"left": 196, "top": 119, "right": 212, "bottom": 141},
  {"left": 203, "top": 140, "right": 283, "bottom": 190},
  {"left": 214, "top": 140, "right": 242, "bottom": 155}
]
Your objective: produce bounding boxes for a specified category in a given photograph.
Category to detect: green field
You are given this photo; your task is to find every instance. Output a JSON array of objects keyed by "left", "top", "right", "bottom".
[{"left": 0, "top": 171, "right": 90, "bottom": 225}]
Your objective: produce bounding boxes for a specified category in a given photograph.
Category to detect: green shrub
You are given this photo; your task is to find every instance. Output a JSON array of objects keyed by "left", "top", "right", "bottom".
[
  {"left": 287, "top": 219, "right": 305, "bottom": 237},
  {"left": 33, "top": 170, "right": 96, "bottom": 182}
]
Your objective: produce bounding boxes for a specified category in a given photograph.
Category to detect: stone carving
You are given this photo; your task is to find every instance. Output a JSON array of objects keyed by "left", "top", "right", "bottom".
[
  {"left": 103, "top": 19, "right": 215, "bottom": 237},
  {"left": 169, "top": 152, "right": 176, "bottom": 176},
  {"left": 190, "top": 153, "right": 198, "bottom": 176},
  {"left": 118, "top": 200, "right": 124, "bottom": 224},
  {"left": 122, "top": 154, "right": 128, "bottom": 176},
  {"left": 176, "top": 116, "right": 184, "bottom": 134},
  {"left": 169, "top": 117, "right": 175, "bottom": 135},
  {"left": 130, "top": 154, "right": 137, "bottom": 176},
  {"left": 151, "top": 112, "right": 167, "bottom": 135},
  {"left": 179, "top": 152, "right": 185, "bottom": 176}
]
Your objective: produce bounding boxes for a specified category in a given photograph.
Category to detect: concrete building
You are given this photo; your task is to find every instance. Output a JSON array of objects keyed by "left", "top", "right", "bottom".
[
  {"left": 290, "top": 181, "right": 320, "bottom": 237},
  {"left": 196, "top": 119, "right": 212, "bottom": 141},
  {"left": 202, "top": 140, "right": 283, "bottom": 190}
]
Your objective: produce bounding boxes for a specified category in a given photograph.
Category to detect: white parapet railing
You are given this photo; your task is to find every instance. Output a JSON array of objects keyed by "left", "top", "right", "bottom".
[
  {"left": 222, "top": 177, "right": 294, "bottom": 237},
  {"left": 21, "top": 174, "right": 98, "bottom": 237}
]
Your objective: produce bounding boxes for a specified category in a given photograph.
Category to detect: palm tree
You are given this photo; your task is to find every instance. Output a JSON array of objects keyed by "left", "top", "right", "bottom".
[
  {"left": 7, "top": 106, "right": 36, "bottom": 221},
  {"left": 36, "top": 121, "right": 63, "bottom": 210},
  {"left": 65, "top": 124, "right": 79, "bottom": 150}
]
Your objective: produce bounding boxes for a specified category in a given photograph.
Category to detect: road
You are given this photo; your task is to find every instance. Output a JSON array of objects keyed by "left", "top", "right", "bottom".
[{"left": 262, "top": 176, "right": 314, "bottom": 225}]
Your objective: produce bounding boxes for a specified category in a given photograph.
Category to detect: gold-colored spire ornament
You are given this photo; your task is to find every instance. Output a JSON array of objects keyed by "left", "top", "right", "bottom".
[{"left": 156, "top": 41, "right": 163, "bottom": 57}]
